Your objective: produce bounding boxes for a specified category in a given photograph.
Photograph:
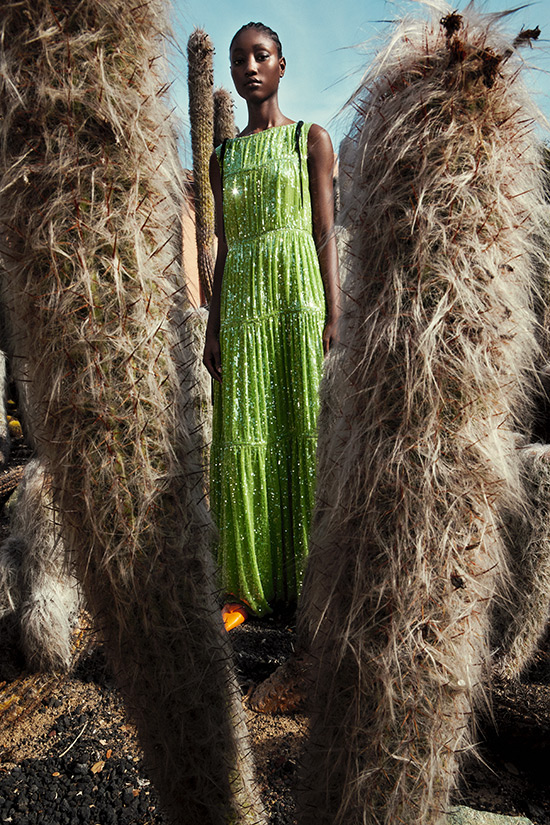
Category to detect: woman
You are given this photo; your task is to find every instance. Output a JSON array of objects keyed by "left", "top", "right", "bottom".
[{"left": 203, "top": 22, "right": 339, "bottom": 631}]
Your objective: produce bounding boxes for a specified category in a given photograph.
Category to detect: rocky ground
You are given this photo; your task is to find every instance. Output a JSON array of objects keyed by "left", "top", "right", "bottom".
[{"left": 0, "top": 613, "right": 549, "bottom": 825}]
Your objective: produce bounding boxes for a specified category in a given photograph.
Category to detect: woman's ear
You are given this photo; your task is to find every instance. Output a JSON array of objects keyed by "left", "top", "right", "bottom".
[{"left": 279, "top": 57, "right": 286, "bottom": 78}]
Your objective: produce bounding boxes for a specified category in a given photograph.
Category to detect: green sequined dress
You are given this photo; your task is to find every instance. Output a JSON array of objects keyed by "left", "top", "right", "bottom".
[{"left": 211, "top": 122, "right": 325, "bottom": 617}]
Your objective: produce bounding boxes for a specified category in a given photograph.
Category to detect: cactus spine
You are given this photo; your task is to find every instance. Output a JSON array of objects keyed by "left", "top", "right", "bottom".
[
  {"left": 188, "top": 28, "right": 216, "bottom": 303},
  {"left": 298, "top": 5, "right": 548, "bottom": 825},
  {"left": 0, "top": 2, "right": 262, "bottom": 823}
]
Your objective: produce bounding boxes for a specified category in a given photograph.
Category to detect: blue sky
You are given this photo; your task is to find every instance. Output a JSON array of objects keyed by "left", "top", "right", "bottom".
[{"left": 167, "top": 0, "right": 550, "bottom": 165}]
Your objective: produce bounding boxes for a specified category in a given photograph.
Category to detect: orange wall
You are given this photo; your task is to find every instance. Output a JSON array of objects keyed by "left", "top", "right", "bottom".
[{"left": 182, "top": 203, "right": 202, "bottom": 308}]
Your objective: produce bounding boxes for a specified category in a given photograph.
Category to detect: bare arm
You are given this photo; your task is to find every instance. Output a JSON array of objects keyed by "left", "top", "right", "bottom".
[
  {"left": 203, "top": 150, "right": 227, "bottom": 383},
  {"left": 307, "top": 123, "right": 340, "bottom": 354}
]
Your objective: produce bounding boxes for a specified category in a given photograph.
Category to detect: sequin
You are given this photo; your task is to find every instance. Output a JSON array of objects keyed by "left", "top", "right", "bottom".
[{"left": 211, "top": 123, "right": 325, "bottom": 617}]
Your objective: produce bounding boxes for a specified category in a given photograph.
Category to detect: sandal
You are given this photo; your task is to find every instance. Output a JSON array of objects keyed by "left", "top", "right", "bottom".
[{"left": 222, "top": 603, "right": 248, "bottom": 631}]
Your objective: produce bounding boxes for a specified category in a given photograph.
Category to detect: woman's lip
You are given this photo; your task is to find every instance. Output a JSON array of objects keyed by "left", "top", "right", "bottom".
[{"left": 245, "top": 79, "right": 261, "bottom": 86}]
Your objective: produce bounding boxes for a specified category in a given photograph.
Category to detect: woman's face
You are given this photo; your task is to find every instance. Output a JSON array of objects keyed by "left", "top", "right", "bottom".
[{"left": 230, "top": 28, "right": 285, "bottom": 103}]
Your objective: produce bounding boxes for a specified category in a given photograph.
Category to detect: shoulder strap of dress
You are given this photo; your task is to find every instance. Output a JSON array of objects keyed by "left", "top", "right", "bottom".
[{"left": 294, "top": 121, "right": 304, "bottom": 207}]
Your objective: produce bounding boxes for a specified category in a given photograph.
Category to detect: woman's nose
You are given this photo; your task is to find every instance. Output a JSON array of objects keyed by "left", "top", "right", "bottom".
[{"left": 244, "top": 60, "right": 257, "bottom": 75}]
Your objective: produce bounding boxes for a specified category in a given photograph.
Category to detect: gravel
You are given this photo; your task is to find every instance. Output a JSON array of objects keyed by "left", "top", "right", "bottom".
[
  {"left": 0, "top": 754, "right": 164, "bottom": 825},
  {"left": 0, "top": 698, "right": 167, "bottom": 825}
]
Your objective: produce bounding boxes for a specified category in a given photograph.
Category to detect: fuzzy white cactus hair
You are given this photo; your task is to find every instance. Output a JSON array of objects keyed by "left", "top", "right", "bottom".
[
  {"left": 0, "top": 350, "right": 11, "bottom": 468},
  {"left": 494, "top": 443, "right": 550, "bottom": 678},
  {"left": 299, "top": 3, "right": 549, "bottom": 824},
  {"left": 174, "top": 306, "right": 212, "bottom": 481},
  {"left": 0, "top": 2, "right": 263, "bottom": 823},
  {"left": 0, "top": 459, "right": 79, "bottom": 673}
]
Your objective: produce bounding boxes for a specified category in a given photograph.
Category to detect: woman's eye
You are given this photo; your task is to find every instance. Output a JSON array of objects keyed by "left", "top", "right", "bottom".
[
  {"left": 232, "top": 58, "right": 243, "bottom": 66},
  {"left": 256, "top": 53, "right": 269, "bottom": 61}
]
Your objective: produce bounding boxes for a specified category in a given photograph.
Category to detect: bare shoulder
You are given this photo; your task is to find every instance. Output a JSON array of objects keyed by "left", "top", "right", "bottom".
[{"left": 307, "top": 124, "right": 334, "bottom": 162}]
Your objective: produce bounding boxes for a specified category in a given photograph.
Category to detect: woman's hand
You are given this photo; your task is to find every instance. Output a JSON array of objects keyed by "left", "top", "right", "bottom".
[
  {"left": 203, "top": 332, "right": 222, "bottom": 383},
  {"left": 323, "top": 314, "right": 340, "bottom": 356}
]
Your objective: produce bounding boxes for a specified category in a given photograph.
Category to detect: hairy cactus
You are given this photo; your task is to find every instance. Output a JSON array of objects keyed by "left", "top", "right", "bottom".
[
  {"left": 214, "top": 87, "right": 238, "bottom": 147},
  {"left": 299, "top": 5, "right": 548, "bottom": 825},
  {"left": 0, "top": 351, "right": 10, "bottom": 468},
  {"left": 0, "top": 459, "right": 79, "bottom": 672},
  {"left": 495, "top": 443, "right": 550, "bottom": 677},
  {"left": 0, "top": 2, "right": 262, "bottom": 823},
  {"left": 188, "top": 28, "right": 216, "bottom": 303},
  {"left": 174, "top": 306, "right": 212, "bottom": 481}
]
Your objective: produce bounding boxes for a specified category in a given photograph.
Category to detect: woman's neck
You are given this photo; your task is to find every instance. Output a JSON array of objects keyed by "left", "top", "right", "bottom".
[{"left": 242, "top": 99, "right": 293, "bottom": 136}]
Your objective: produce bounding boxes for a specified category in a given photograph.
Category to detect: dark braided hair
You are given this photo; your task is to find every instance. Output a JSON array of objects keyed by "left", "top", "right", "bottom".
[{"left": 230, "top": 22, "right": 283, "bottom": 58}]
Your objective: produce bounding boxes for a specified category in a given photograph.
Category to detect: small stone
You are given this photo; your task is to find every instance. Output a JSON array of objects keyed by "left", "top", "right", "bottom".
[
  {"left": 122, "top": 788, "right": 134, "bottom": 805},
  {"left": 78, "top": 804, "right": 91, "bottom": 822},
  {"left": 16, "top": 795, "right": 28, "bottom": 812},
  {"left": 448, "top": 807, "right": 534, "bottom": 825}
]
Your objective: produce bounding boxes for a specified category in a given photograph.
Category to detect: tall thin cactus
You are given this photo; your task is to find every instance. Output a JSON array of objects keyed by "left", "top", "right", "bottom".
[
  {"left": 188, "top": 28, "right": 216, "bottom": 303},
  {"left": 214, "top": 86, "right": 237, "bottom": 147},
  {"left": 0, "top": 2, "right": 262, "bottom": 823},
  {"left": 299, "top": 4, "right": 548, "bottom": 825}
]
